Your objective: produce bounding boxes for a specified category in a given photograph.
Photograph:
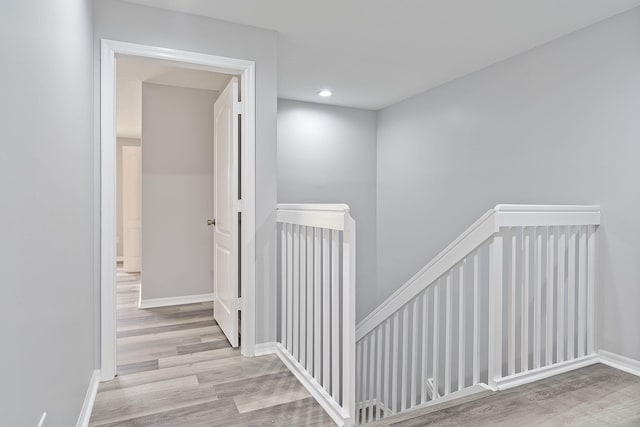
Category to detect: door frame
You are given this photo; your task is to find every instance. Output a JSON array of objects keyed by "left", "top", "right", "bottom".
[{"left": 100, "top": 39, "right": 257, "bottom": 381}]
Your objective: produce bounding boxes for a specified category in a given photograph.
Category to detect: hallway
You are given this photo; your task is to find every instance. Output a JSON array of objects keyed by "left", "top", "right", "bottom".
[{"left": 89, "top": 267, "right": 334, "bottom": 426}]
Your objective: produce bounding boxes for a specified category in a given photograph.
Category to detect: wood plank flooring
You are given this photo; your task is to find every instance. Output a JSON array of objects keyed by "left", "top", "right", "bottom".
[
  {"left": 372, "top": 363, "right": 640, "bottom": 426},
  {"left": 89, "top": 267, "right": 335, "bottom": 426},
  {"left": 91, "top": 267, "right": 640, "bottom": 426}
]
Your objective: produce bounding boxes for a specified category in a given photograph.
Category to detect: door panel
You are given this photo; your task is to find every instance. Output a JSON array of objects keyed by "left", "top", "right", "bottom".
[
  {"left": 122, "top": 146, "right": 141, "bottom": 273},
  {"left": 213, "top": 77, "right": 240, "bottom": 347}
]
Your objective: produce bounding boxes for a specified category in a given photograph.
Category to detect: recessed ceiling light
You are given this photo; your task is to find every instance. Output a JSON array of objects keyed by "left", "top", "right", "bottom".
[{"left": 318, "top": 90, "right": 333, "bottom": 97}]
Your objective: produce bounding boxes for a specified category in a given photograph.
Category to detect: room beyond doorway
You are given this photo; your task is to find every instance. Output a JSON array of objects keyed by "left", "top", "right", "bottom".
[{"left": 100, "top": 40, "right": 257, "bottom": 382}]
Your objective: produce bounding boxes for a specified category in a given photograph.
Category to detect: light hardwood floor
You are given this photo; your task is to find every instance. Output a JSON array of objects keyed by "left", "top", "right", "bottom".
[
  {"left": 372, "top": 363, "right": 640, "bottom": 426},
  {"left": 89, "top": 267, "right": 335, "bottom": 426},
  {"left": 92, "top": 268, "right": 640, "bottom": 426}
]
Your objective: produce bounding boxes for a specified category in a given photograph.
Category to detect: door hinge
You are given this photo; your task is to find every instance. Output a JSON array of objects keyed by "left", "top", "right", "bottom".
[
  {"left": 236, "top": 297, "right": 243, "bottom": 310},
  {"left": 236, "top": 199, "right": 243, "bottom": 212},
  {"left": 234, "top": 101, "right": 243, "bottom": 115}
]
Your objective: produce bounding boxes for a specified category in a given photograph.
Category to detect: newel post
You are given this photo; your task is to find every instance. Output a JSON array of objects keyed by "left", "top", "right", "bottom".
[
  {"left": 343, "top": 213, "right": 357, "bottom": 425},
  {"left": 487, "top": 232, "right": 504, "bottom": 390}
]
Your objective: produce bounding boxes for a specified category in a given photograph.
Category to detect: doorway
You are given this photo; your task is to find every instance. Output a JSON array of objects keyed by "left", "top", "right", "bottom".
[{"left": 100, "top": 40, "right": 257, "bottom": 382}]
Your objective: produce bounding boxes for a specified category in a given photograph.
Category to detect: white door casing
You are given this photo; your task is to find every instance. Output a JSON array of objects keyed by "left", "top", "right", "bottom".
[
  {"left": 213, "top": 77, "right": 240, "bottom": 347},
  {"left": 122, "top": 146, "right": 142, "bottom": 273},
  {"left": 101, "top": 40, "right": 257, "bottom": 381}
]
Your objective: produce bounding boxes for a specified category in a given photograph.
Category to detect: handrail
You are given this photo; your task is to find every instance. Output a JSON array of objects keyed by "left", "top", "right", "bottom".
[
  {"left": 356, "top": 204, "right": 601, "bottom": 341},
  {"left": 276, "top": 202, "right": 357, "bottom": 426},
  {"left": 277, "top": 203, "right": 351, "bottom": 231}
]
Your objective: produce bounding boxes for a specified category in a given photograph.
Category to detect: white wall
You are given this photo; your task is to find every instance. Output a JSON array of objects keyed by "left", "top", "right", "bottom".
[
  {"left": 376, "top": 7, "right": 640, "bottom": 361},
  {"left": 141, "top": 83, "right": 217, "bottom": 300},
  {"left": 277, "top": 99, "right": 378, "bottom": 320},
  {"left": 0, "top": 0, "right": 95, "bottom": 425},
  {"left": 117, "top": 137, "right": 141, "bottom": 258},
  {"left": 93, "top": 0, "right": 278, "bottom": 343}
]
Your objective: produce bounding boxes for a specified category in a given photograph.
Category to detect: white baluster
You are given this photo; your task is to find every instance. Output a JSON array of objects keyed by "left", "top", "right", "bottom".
[
  {"left": 587, "top": 225, "right": 595, "bottom": 355},
  {"left": 375, "top": 326, "right": 383, "bottom": 420},
  {"left": 331, "top": 229, "right": 340, "bottom": 401},
  {"left": 488, "top": 234, "right": 504, "bottom": 388},
  {"left": 314, "top": 228, "right": 322, "bottom": 380},
  {"left": 458, "top": 261, "right": 466, "bottom": 391},
  {"left": 567, "top": 227, "right": 576, "bottom": 360},
  {"left": 521, "top": 228, "right": 530, "bottom": 372},
  {"left": 306, "top": 226, "right": 314, "bottom": 373},
  {"left": 392, "top": 312, "right": 399, "bottom": 413},
  {"left": 432, "top": 284, "right": 440, "bottom": 398},
  {"left": 362, "top": 335, "right": 368, "bottom": 423},
  {"left": 368, "top": 333, "right": 375, "bottom": 421},
  {"left": 287, "top": 224, "right": 293, "bottom": 353},
  {"left": 293, "top": 224, "right": 300, "bottom": 360},
  {"left": 578, "top": 227, "right": 587, "bottom": 357},
  {"left": 411, "top": 299, "right": 419, "bottom": 407},
  {"left": 421, "top": 291, "right": 429, "bottom": 403},
  {"left": 534, "top": 228, "right": 542, "bottom": 369},
  {"left": 546, "top": 227, "right": 554, "bottom": 366},
  {"left": 509, "top": 230, "right": 516, "bottom": 376},
  {"left": 557, "top": 227, "right": 566, "bottom": 363},
  {"left": 322, "top": 228, "right": 330, "bottom": 390},
  {"left": 473, "top": 251, "right": 480, "bottom": 385},
  {"left": 383, "top": 318, "right": 391, "bottom": 418},
  {"left": 445, "top": 273, "right": 452, "bottom": 396},
  {"left": 401, "top": 306, "right": 408, "bottom": 411},
  {"left": 299, "top": 226, "right": 307, "bottom": 367},
  {"left": 281, "top": 224, "right": 286, "bottom": 346},
  {"left": 356, "top": 341, "right": 362, "bottom": 426}
]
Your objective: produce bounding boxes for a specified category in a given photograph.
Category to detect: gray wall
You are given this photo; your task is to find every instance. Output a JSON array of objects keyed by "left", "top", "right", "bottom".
[
  {"left": 93, "top": 0, "right": 279, "bottom": 343},
  {"left": 0, "top": 0, "right": 95, "bottom": 426},
  {"left": 141, "top": 83, "right": 217, "bottom": 300},
  {"left": 376, "top": 7, "right": 640, "bottom": 361},
  {"left": 277, "top": 100, "right": 378, "bottom": 320},
  {"left": 117, "top": 137, "right": 141, "bottom": 258}
]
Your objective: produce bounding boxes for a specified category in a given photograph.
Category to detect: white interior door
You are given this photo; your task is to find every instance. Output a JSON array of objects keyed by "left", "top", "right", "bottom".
[
  {"left": 122, "top": 145, "right": 142, "bottom": 273},
  {"left": 213, "top": 77, "right": 240, "bottom": 347}
]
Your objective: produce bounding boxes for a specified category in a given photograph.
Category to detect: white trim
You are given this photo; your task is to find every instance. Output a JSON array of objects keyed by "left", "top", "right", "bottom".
[
  {"left": 599, "top": 350, "right": 640, "bottom": 377},
  {"left": 493, "top": 355, "right": 599, "bottom": 390},
  {"left": 358, "top": 398, "right": 393, "bottom": 417},
  {"left": 76, "top": 370, "right": 100, "bottom": 427},
  {"left": 138, "top": 293, "right": 214, "bottom": 309},
  {"left": 253, "top": 342, "right": 277, "bottom": 356},
  {"left": 100, "top": 39, "right": 257, "bottom": 380},
  {"left": 356, "top": 204, "right": 601, "bottom": 341},
  {"left": 274, "top": 343, "right": 351, "bottom": 427},
  {"left": 276, "top": 204, "right": 351, "bottom": 231}
]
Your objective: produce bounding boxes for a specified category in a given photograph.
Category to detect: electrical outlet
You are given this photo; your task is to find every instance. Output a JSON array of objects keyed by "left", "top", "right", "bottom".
[{"left": 38, "top": 412, "right": 47, "bottom": 427}]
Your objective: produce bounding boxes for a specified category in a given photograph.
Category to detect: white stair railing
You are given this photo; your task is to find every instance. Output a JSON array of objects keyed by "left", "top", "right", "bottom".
[
  {"left": 277, "top": 204, "right": 356, "bottom": 427},
  {"left": 354, "top": 205, "right": 600, "bottom": 424}
]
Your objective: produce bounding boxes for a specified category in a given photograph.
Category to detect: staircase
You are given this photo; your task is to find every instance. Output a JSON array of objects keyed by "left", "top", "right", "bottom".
[{"left": 276, "top": 204, "right": 600, "bottom": 426}]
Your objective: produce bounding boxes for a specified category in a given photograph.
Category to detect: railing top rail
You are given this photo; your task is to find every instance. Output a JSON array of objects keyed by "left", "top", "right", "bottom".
[
  {"left": 494, "top": 204, "right": 600, "bottom": 213},
  {"left": 494, "top": 204, "right": 600, "bottom": 228},
  {"left": 277, "top": 203, "right": 350, "bottom": 213},
  {"left": 356, "top": 204, "right": 601, "bottom": 341},
  {"left": 277, "top": 203, "right": 352, "bottom": 231}
]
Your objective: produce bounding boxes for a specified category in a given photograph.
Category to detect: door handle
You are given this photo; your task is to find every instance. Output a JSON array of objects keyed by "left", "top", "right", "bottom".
[{"left": 207, "top": 219, "right": 216, "bottom": 226}]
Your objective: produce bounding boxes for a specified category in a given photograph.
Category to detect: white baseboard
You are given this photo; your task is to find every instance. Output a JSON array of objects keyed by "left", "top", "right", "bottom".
[
  {"left": 598, "top": 349, "right": 640, "bottom": 377},
  {"left": 138, "top": 293, "right": 214, "bottom": 309},
  {"left": 77, "top": 369, "right": 100, "bottom": 427},
  {"left": 493, "top": 355, "right": 599, "bottom": 390},
  {"left": 253, "top": 342, "right": 277, "bottom": 356},
  {"left": 274, "top": 343, "right": 350, "bottom": 427}
]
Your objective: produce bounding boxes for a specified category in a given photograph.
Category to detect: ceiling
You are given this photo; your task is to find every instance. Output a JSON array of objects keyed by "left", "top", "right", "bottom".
[
  {"left": 116, "top": 56, "right": 230, "bottom": 138},
  {"left": 122, "top": 0, "right": 640, "bottom": 110}
]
